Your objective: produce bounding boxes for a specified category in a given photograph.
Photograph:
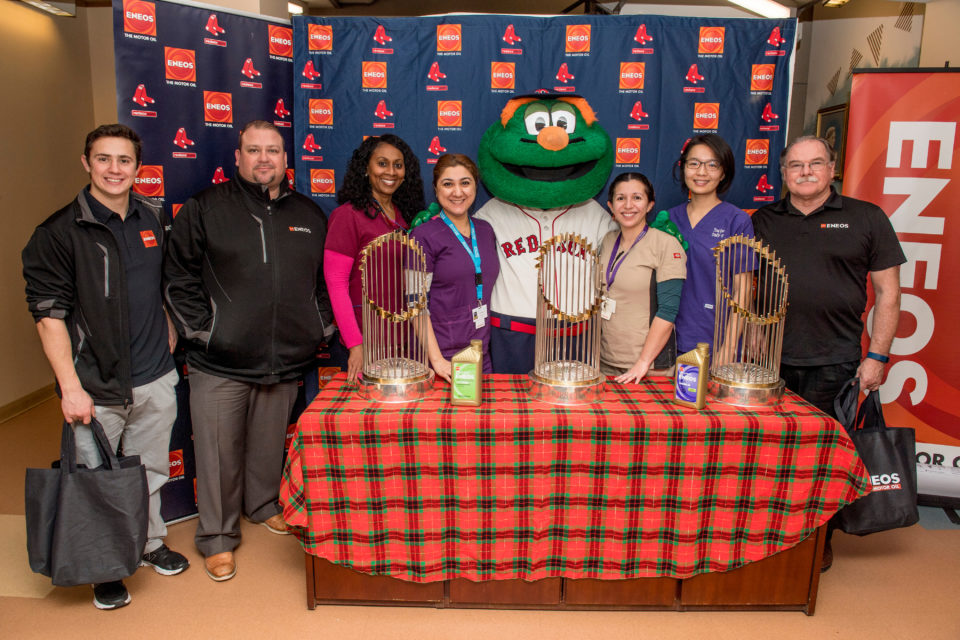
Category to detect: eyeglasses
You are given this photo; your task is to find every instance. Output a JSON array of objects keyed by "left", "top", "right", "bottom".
[
  {"left": 784, "top": 159, "right": 830, "bottom": 172},
  {"left": 684, "top": 159, "right": 722, "bottom": 172}
]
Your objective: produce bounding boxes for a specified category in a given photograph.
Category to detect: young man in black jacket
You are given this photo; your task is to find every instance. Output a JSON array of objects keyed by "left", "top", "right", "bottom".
[
  {"left": 23, "top": 124, "right": 189, "bottom": 610},
  {"left": 164, "top": 120, "right": 333, "bottom": 581}
]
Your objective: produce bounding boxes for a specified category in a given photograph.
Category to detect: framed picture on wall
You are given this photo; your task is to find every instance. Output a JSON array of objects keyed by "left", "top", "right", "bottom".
[{"left": 816, "top": 103, "right": 848, "bottom": 180}]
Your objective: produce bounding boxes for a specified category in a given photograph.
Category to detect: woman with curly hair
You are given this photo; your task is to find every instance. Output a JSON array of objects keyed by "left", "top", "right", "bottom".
[{"left": 324, "top": 135, "right": 426, "bottom": 380}]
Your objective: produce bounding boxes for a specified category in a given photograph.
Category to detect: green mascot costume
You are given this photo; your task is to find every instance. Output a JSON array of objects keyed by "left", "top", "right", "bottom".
[{"left": 474, "top": 95, "right": 617, "bottom": 374}]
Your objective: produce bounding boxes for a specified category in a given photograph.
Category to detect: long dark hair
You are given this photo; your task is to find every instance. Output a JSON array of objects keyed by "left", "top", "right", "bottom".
[
  {"left": 673, "top": 133, "right": 735, "bottom": 196},
  {"left": 336, "top": 134, "right": 425, "bottom": 223},
  {"left": 606, "top": 171, "right": 655, "bottom": 205}
]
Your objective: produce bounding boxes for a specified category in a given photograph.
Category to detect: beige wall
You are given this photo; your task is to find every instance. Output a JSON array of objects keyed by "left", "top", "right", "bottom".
[
  {"left": 0, "top": 2, "right": 96, "bottom": 408},
  {"left": 919, "top": 0, "right": 960, "bottom": 67}
]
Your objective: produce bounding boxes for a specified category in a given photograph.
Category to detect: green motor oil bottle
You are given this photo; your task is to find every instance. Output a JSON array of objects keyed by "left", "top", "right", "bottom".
[
  {"left": 674, "top": 342, "right": 710, "bottom": 410},
  {"left": 451, "top": 340, "right": 483, "bottom": 406}
]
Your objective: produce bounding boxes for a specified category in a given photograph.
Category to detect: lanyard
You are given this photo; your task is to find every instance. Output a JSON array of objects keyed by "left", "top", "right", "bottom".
[
  {"left": 372, "top": 200, "right": 404, "bottom": 230},
  {"left": 605, "top": 226, "right": 648, "bottom": 290},
  {"left": 439, "top": 211, "right": 483, "bottom": 302}
]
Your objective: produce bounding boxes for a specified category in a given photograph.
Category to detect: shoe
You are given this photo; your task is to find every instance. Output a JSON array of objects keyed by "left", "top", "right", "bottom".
[
  {"left": 260, "top": 513, "right": 290, "bottom": 535},
  {"left": 92, "top": 581, "right": 131, "bottom": 610},
  {"left": 204, "top": 551, "right": 237, "bottom": 582},
  {"left": 820, "top": 539, "right": 833, "bottom": 573},
  {"left": 141, "top": 544, "right": 190, "bottom": 576}
]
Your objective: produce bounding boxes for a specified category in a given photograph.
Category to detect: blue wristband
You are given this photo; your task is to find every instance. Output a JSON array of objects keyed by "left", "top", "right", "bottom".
[{"left": 866, "top": 351, "right": 890, "bottom": 363}]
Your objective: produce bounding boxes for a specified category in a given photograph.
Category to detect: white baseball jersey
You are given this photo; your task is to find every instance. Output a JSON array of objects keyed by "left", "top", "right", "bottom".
[{"left": 475, "top": 198, "right": 617, "bottom": 319}]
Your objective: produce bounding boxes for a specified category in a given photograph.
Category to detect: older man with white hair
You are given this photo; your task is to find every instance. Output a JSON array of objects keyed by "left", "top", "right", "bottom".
[{"left": 752, "top": 136, "right": 905, "bottom": 570}]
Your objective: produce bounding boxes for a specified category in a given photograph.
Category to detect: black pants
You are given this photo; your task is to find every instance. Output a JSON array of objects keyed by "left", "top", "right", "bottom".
[{"left": 780, "top": 360, "right": 859, "bottom": 420}]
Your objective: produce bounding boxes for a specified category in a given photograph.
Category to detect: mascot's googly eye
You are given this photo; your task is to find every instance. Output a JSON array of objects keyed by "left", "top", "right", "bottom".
[
  {"left": 523, "top": 104, "right": 551, "bottom": 135},
  {"left": 550, "top": 104, "right": 577, "bottom": 134}
]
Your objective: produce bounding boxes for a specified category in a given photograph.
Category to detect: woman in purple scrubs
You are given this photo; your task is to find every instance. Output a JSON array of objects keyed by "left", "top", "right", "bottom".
[
  {"left": 666, "top": 134, "right": 754, "bottom": 357},
  {"left": 411, "top": 154, "right": 500, "bottom": 381}
]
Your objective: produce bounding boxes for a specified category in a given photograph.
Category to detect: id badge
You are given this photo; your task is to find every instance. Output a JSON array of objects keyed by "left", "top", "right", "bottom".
[
  {"left": 600, "top": 295, "right": 616, "bottom": 320},
  {"left": 472, "top": 304, "right": 488, "bottom": 329}
]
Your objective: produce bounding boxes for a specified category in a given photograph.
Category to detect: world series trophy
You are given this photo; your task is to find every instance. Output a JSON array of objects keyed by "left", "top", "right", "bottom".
[
  {"left": 708, "top": 235, "right": 789, "bottom": 407},
  {"left": 528, "top": 233, "right": 605, "bottom": 405},
  {"left": 357, "top": 230, "right": 435, "bottom": 403}
]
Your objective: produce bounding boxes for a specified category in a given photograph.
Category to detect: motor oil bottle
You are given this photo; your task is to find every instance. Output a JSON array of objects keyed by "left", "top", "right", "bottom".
[
  {"left": 674, "top": 342, "right": 710, "bottom": 410},
  {"left": 451, "top": 340, "right": 483, "bottom": 406}
]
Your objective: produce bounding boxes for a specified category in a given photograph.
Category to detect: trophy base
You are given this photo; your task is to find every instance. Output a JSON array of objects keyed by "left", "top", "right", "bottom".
[
  {"left": 528, "top": 368, "right": 604, "bottom": 406},
  {"left": 358, "top": 371, "right": 435, "bottom": 403},
  {"left": 707, "top": 377, "right": 784, "bottom": 408}
]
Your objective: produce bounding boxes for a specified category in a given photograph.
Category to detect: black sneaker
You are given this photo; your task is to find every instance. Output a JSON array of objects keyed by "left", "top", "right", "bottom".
[
  {"left": 140, "top": 544, "right": 190, "bottom": 576},
  {"left": 92, "top": 581, "right": 131, "bottom": 610}
]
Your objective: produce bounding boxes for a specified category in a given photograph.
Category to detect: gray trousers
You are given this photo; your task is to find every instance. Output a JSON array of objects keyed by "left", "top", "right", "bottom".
[
  {"left": 77, "top": 368, "right": 178, "bottom": 554},
  {"left": 188, "top": 370, "right": 298, "bottom": 557}
]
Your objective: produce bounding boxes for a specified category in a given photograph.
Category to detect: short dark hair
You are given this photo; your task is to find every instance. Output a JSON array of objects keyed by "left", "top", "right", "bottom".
[
  {"left": 673, "top": 133, "right": 735, "bottom": 196},
  {"left": 607, "top": 172, "right": 655, "bottom": 205},
  {"left": 779, "top": 135, "right": 837, "bottom": 167},
  {"left": 84, "top": 124, "right": 142, "bottom": 165},
  {"left": 433, "top": 153, "right": 479, "bottom": 188},
  {"left": 237, "top": 120, "right": 284, "bottom": 150}
]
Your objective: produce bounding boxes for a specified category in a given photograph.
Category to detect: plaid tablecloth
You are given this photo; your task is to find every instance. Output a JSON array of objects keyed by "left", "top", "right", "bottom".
[{"left": 280, "top": 374, "right": 870, "bottom": 582}]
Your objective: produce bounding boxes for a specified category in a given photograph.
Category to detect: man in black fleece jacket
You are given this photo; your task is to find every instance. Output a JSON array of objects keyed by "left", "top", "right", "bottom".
[{"left": 164, "top": 120, "right": 332, "bottom": 581}]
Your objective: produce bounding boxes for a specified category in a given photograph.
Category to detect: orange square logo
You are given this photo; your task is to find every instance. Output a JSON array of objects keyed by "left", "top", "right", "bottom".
[
  {"left": 164, "top": 47, "right": 196, "bottom": 82},
  {"left": 171, "top": 203, "right": 183, "bottom": 218},
  {"left": 311, "top": 169, "right": 335, "bottom": 194},
  {"left": 745, "top": 139, "right": 770, "bottom": 166},
  {"left": 437, "top": 100, "right": 462, "bottom": 128},
  {"left": 268, "top": 25, "right": 293, "bottom": 58},
  {"left": 566, "top": 24, "right": 591, "bottom": 53},
  {"left": 308, "top": 24, "right": 333, "bottom": 51},
  {"left": 286, "top": 168, "right": 295, "bottom": 189},
  {"left": 491, "top": 62, "right": 515, "bottom": 90},
  {"left": 437, "top": 24, "right": 462, "bottom": 52},
  {"left": 615, "top": 138, "right": 641, "bottom": 164},
  {"left": 123, "top": 0, "right": 156, "bottom": 36},
  {"left": 619, "top": 62, "right": 645, "bottom": 90},
  {"left": 693, "top": 103, "right": 720, "bottom": 129},
  {"left": 751, "top": 64, "right": 775, "bottom": 91},
  {"left": 133, "top": 165, "right": 164, "bottom": 197},
  {"left": 698, "top": 26, "right": 725, "bottom": 55},
  {"left": 203, "top": 91, "right": 233, "bottom": 124},
  {"left": 362, "top": 61, "right": 387, "bottom": 89},
  {"left": 169, "top": 449, "right": 184, "bottom": 477},
  {"left": 308, "top": 99, "right": 333, "bottom": 126}
]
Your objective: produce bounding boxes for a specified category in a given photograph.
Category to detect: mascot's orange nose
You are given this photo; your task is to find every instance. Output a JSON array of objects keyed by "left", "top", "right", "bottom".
[{"left": 537, "top": 126, "right": 569, "bottom": 151}]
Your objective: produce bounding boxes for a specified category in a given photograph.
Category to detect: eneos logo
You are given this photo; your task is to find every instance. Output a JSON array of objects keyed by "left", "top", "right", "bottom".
[
  {"left": 123, "top": 0, "right": 156, "bottom": 36},
  {"left": 311, "top": 169, "right": 335, "bottom": 194},
  {"left": 566, "top": 24, "right": 591, "bottom": 53},
  {"left": 308, "top": 24, "right": 333, "bottom": 51},
  {"left": 693, "top": 102, "right": 720, "bottom": 129},
  {"left": 133, "top": 165, "right": 163, "bottom": 197},
  {"left": 615, "top": 138, "right": 641, "bottom": 164},
  {"left": 437, "top": 100, "right": 462, "bottom": 127},
  {"left": 744, "top": 139, "right": 770, "bottom": 166},
  {"left": 164, "top": 47, "right": 196, "bottom": 82},
  {"left": 619, "top": 62, "right": 645, "bottom": 90},
  {"left": 362, "top": 61, "right": 387, "bottom": 89},
  {"left": 436, "top": 24, "right": 462, "bottom": 52},
  {"left": 308, "top": 99, "right": 333, "bottom": 126},
  {"left": 268, "top": 25, "right": 293, "bottom": 58},
  {"left": 491, "top": 62, "right": 515, "bottom": 90},
  {"left": 286, "top": 168, "right": 295, "bottom": 189},
  {"left": 698, "top": 26, "right": 725, "bottom": 55},
  {"left": 169, "top": 449, "right": 184, "bottom": 478},
  {"left": 751, "top": 64, "right": 775, "bottom": 91},
  {"left": 203, "top": 91, "right": 232, "bottom": 123}
]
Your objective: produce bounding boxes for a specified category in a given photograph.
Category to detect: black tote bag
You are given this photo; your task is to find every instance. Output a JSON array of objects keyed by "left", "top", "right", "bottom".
[
  {"left": 834, "top": 379, "right": 919, "bottom": 536},
  {"left": 25, "top": 419, "right": 148, "bottom": 586}
]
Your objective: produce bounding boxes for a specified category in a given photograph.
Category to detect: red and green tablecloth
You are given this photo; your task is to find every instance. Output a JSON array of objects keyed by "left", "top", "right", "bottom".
[{"left": 280, "top": 374, "right": 870, "bottom": 582}]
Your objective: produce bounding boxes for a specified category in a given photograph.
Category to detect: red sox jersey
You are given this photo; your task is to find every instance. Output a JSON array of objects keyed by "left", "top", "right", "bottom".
[{"left": 475, "top": 198, "right": 617, "bottom": 319}]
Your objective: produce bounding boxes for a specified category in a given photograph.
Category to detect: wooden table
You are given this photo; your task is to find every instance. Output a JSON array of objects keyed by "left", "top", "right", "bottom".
[{"left": 282, "top": 375, "right": 869, "bottom": 614}]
